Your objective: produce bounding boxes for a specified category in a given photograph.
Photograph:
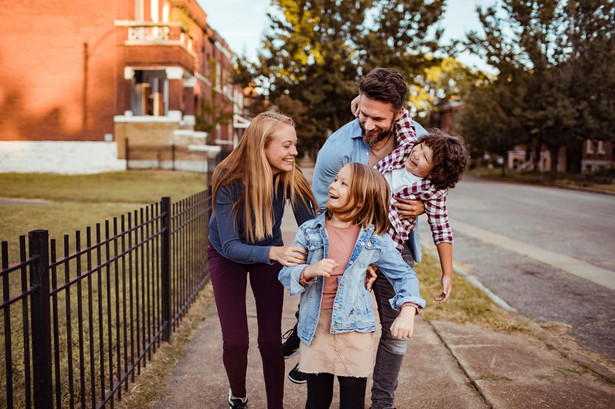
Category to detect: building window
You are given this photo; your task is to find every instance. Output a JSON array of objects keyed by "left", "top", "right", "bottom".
[
  {"left": 151, "top": 0, "right": 159, "bottom": 22},
  {"left": 162, "top": 1, "right": 170, "bottom": 23},
  {"left": 585, "top": 139, "right": 594, "bottom": 154},
  {"left": 597, "top": 140, "right": 605, "bottom": 155},
  {"left": 135, "top": 0, "right": 144, "bottom": 21}
]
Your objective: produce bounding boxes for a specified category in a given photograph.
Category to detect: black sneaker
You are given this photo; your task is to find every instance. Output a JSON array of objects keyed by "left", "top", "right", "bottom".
[
  {"left": 282, "top": 325, "right": 300, "bottom": 358},
  {"left": 228, "top": 388, "right": 248, "bottom": 408},
  {"left": 287, "top": 363, "right": 307, "bottom": 384}
]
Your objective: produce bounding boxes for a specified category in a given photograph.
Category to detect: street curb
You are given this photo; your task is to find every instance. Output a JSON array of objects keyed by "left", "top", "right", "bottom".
[
  {"left": 422, "top": 244, "right": 615, "bottom": 385},
  {"left": 471, "top": 175, "right": 615, "bottom": 196}
]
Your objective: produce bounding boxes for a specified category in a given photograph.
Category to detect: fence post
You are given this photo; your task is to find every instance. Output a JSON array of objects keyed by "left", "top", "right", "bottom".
[
  {"left": 160, "top": 197, "right": 172, "bottom": 342},
  {"left": 28, "top": 230, "right": 53, "bottom": 409}
]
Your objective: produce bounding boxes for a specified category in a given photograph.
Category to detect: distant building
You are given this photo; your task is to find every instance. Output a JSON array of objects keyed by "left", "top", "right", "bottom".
[
  {"left": 0, "top": 0, "right": 248, "bottom": 174},
  {"left": 507, "top": 146, "right": 567, "bottom": 172},
  {"left": 581, "top": 139, "right": 613, "bottom": 174}
]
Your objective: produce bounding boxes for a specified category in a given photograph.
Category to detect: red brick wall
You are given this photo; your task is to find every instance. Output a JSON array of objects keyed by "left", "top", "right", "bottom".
[{"left": 0, "top": 0, "right": 127, "bottom": 141}]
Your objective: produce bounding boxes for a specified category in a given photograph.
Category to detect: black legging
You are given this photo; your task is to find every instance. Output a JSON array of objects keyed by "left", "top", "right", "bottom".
[{"left": 305, "top": 373, "right": 367, "bottom": 409}]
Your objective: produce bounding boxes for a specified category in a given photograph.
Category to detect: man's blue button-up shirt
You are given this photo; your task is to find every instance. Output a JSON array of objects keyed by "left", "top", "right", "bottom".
[{"left": 312, "top": 118, "right": 427, "bottom": 262}]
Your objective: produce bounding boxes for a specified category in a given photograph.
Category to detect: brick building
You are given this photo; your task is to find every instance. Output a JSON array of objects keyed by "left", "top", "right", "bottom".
[
  {"left": 582, "top": 139, "right": 613, "bottom": 174},
  {"left": 0, "top": 0, "right": 247, "bottom": 173}
]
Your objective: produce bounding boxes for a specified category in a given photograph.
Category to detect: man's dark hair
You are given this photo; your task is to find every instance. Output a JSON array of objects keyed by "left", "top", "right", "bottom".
[
  {"left": 358, "top": 68, "right": 407, "bottom": 112},
  {"left": 419, "top": 129, "right": 470, "bottom": 190}
]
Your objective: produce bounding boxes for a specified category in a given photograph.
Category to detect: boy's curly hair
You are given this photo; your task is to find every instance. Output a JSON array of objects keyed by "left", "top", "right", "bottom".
[{"left": 418, "top": 129, "right": 470, "bottom": 190}]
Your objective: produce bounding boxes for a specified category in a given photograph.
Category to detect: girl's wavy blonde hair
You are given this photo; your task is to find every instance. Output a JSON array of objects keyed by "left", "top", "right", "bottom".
[
  {"left": 327, "top": 163, "right": 391, "bottom": 235},
  {"left": 212, "top": 111, "right": 317, "bottom": 242}
]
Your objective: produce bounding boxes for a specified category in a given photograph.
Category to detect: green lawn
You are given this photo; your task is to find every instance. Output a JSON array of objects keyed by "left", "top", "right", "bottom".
[
  {"left": 0, "top": 170, "right": 209, "bottom": 408},
  {"left": 0, "top": 170, "right": 208, "bottom": 244}
]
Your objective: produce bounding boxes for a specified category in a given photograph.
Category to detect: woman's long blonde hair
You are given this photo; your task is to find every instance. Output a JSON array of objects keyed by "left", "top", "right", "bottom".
[
  {"left": 327, "top": 163, "right": 391, "bottom": 235},
  {"left": 212, "top": 111, "right": 317, "bottom": 242}
]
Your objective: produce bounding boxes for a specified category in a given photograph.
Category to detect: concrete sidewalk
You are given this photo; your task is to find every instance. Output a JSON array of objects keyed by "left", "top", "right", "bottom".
[{"left": 153, "top": 165, "right": 615, "bottom": 408}]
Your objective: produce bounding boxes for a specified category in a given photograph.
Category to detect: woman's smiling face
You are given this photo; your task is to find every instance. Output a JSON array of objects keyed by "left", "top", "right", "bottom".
[{"left": 264, "top": 123, "right": 298, "bottom": 175}]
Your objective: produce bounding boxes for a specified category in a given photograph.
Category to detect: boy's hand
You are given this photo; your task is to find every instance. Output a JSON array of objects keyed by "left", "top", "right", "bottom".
[
  {"left": 390, "top": 306, "right": 416, "bottom": 339},
  {"left": 435, "top": 275, "right": 452, "bottom": 303},
  {"left": 364, "top": 265, "right": 377, "bottom": 291},
  {"left": 303, "top": 258, "right": 338, "bottom": 281}
]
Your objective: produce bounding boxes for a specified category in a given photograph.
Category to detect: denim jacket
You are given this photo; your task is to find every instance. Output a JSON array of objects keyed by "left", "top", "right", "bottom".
[{"left": 278, "top": 212, "right": 426, "bottom": 346}]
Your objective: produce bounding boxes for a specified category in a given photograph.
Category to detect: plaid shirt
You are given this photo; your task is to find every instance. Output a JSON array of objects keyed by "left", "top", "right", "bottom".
[
  {"left": 387, "top": 176, "right": 452, "bottom": 252},
  {"left": 379, "top": 109, "right": 453, "bottom": 251},
  {"left": 374, "top": 108, "right": 417, "bottom": 174}
]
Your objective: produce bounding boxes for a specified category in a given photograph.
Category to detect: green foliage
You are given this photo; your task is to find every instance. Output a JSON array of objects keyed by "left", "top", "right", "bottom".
[
  {"left": 409, "top": 56, "right": 490, "bottom": 123},
  {"left": 460, "top": 0, "right": 615, "bottom": 180},
  {"left": 237, "top": 0, "right": 453, "bottom": 153}
]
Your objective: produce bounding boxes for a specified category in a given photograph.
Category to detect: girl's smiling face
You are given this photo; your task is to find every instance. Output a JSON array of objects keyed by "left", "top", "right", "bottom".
[
  {"left": 327, "top": 164, "right": 352, "bottom": 208},
  {"left": 405, "top": 142, "right": 434, "bottom": 178},
  {"left": 265, "top": 123, "right": 298, "bottom": 175}
]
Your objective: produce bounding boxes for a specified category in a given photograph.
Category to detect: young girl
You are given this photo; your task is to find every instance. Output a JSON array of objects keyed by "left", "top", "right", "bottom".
[
  {"left": 278, "top": 163, "right": 425, "bottom": 409},
  {"left": 208, "top": 111, "right": 317, "bottom": 409}
]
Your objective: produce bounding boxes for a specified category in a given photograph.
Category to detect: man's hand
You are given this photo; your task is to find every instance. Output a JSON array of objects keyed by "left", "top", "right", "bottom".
[
  {"left": 364, "top": 265, "right": 377, "bottom": 291},
  {"left": 393, "top": 196, "right": 425, "bottom": 219}
]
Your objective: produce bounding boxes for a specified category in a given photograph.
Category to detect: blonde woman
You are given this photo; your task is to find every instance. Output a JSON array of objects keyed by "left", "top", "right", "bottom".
[{"left": 208, "top": 112, "right": 317, "bottom": 409}]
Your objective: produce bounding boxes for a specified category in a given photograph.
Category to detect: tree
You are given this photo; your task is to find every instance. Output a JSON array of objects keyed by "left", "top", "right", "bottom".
[
  {"left": 241, "top": 0, "right": 446, "bottom": 154},
  {"left": 463, "top": 0, "right": 615, "bottom": 180},
  {"left": 408, "top": 56, "right": 489, "bottom": 125},
  {"left": 456, "top": 73, "right": 528, "bottom": 176}
]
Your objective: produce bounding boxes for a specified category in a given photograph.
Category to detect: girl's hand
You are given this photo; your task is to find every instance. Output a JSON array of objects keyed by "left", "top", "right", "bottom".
[
  {"left": 303, "top": 258, "right": 338, "bottom": 281},
  {"left": 269, "top": 246, "right": 307, "bottom": 266},
  {"left": 390, "top": 306, "right": 416, "bottom": 339},
  {"left": 435, "top": 275, "right": 452, "bottom": 303}
]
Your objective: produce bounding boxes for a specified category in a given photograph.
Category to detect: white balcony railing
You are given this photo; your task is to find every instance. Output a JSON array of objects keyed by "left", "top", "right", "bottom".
[{"left": 128, "top": 26, "right": 170, "bottom": 41}]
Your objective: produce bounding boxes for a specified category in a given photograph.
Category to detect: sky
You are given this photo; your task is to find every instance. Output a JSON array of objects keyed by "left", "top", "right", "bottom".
[{"left": 197, "top": 0, "right": 493, "bottom": 72}]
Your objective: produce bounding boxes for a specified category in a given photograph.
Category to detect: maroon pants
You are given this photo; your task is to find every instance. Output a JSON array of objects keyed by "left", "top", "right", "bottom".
[{"left": 207, "top": 244, "right": 284, "bottom": 409}]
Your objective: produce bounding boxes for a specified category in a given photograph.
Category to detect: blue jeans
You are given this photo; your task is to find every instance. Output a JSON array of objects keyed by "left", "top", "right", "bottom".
[{"left": 371, "top": 247, "right": 415, "bottom": 409}]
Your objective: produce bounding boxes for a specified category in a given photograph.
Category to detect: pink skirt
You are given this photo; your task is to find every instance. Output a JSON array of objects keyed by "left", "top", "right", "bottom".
[{"left": 299, "top": 308, "right": 377, "bottom": 377}]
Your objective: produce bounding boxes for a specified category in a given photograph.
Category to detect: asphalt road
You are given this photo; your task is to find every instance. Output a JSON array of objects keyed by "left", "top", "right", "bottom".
[{"left": 418, "top": 176, "right": 615, "bottom": 363}]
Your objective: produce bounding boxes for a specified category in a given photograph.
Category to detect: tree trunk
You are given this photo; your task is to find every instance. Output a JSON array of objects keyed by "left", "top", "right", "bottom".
[
  {"left": 501, "top": 151, "right": 509, "bottom": 177},
  {"left": 549, "top": 145, "right": 560, "bottom": 182}
]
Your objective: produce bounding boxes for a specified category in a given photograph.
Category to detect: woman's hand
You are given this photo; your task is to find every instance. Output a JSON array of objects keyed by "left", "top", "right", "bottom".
[
  {"left": 303, "top": 258, "right": 338, "bottom": 281},
  {"left": 392, "top": 196, "right": 425, "bottom": 219},
  {"left": 269, "top": 245, "right": 307, "bottom": 266}
]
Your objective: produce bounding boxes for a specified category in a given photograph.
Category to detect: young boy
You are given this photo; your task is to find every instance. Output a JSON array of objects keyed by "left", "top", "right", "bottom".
[{"left": 383, "top": 128, "right": 469, "bottom": 303}]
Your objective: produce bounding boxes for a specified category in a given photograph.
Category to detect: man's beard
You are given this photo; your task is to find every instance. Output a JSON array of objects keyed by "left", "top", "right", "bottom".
[{"left": 361, "top": 121, "right": 396, "bottom": 149}]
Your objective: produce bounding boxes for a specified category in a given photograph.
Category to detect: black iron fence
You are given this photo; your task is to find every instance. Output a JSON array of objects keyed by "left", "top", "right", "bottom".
[{"left": 1, "top": 189, "right": 212, "bottom": 409}]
